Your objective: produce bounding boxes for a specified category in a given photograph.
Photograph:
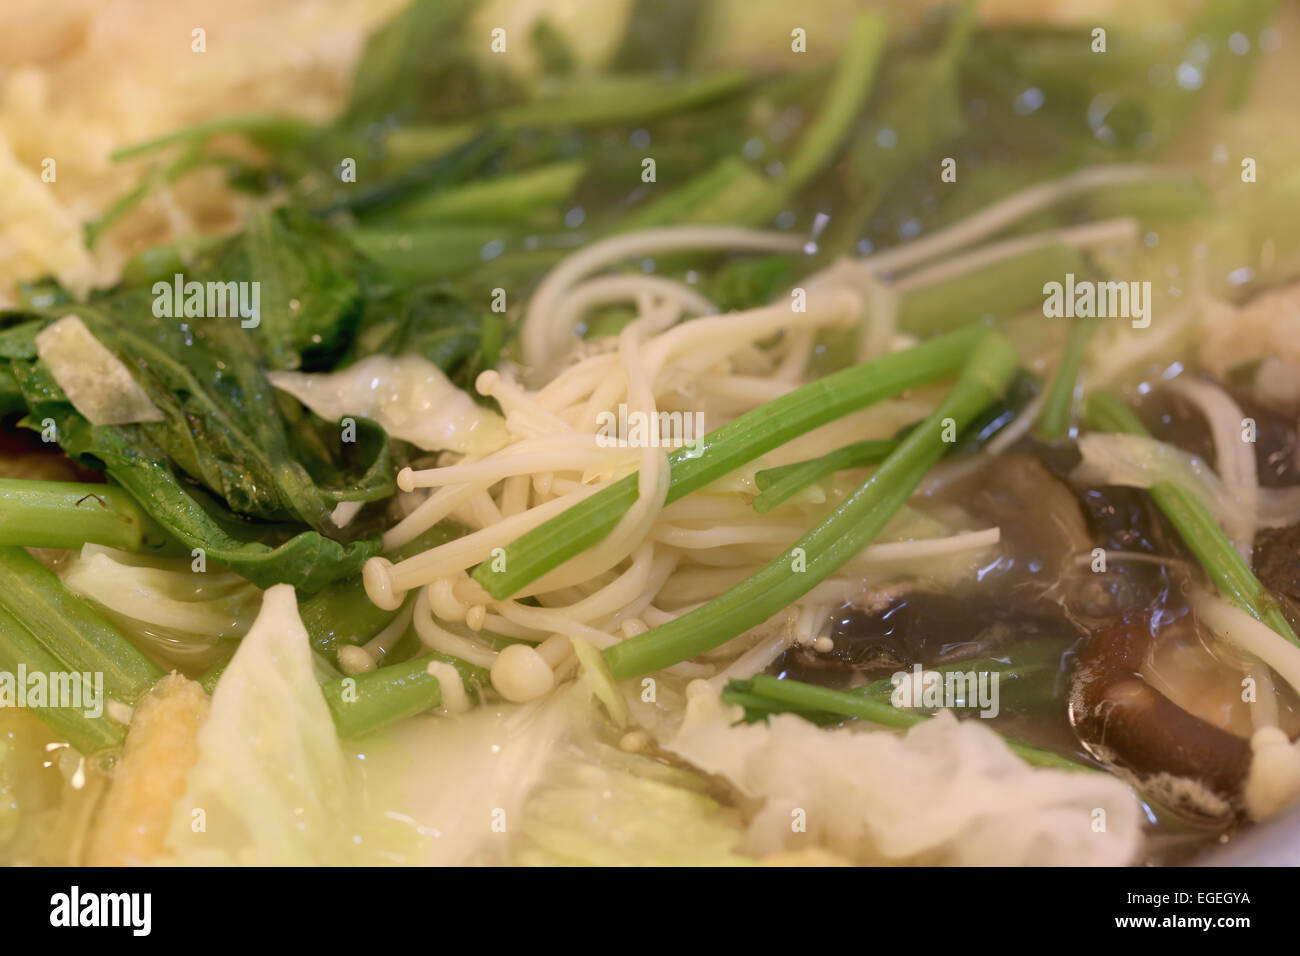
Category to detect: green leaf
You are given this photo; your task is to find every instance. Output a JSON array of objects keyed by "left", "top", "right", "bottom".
[
  {"left": 21, "top": 412, "right": 382, "bottom": 593},
  {"left": 343, "top": 0, "right": 518, "bottom": 126},
  {"left": 235, "top": 208, "right": 364, "bottom": 370},
  {"left": 342, "top": 284, "right": 504, "bottom": 393}
]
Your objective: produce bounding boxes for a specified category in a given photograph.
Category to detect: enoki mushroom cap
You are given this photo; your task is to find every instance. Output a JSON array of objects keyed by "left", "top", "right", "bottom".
[
  {"left": 491, "top": 644, "right": 555, "bottom": 702},
  {"left": 362, "top": 556, "right": 405, "bottom": 611}
]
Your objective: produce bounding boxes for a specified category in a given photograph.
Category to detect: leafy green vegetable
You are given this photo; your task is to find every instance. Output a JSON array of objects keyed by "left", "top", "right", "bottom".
[
  {"left": 342, "top": 0, "right": 518, "bottom": 128},
  {"left": 233, "top": 208, "right": 366, "bottom": 370},
  {"left": 306, "top": 128, "right": 503, "bottom": 220},
  {"left": 0, "top": 206, "right": 502, "bottom": 592},
  {"left": 109, "top": 113, "right": 315, "bottom": 163},
  {"left": 341, "top": 284, "right": 504, "bottom": 388},
  {"left": 779, "top": 12, "right": 888, "bottom": 201},
  {"left": 1, "top": 316, "right": 387, "bottom": 591},
  {"left": 346, "top": 224, "right": 526, "bottom": 285},
  {"left": 387, "top": 159, "right": 586, "bottom": 226},
  {"left": 620, "top": 156, "right": 768, "bottom": 229},
  {"left": 820, "top": 2, "right": 973, "bottom": 256},
  {"left": 496, "top": 70, "right": 753, "bottom": 130},
  {"left": 25, "top": 416, "right": 384, "bottom": 593}
]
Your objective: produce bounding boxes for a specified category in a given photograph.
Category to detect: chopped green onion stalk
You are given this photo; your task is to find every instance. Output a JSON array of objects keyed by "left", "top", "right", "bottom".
[
  {"left": 390, "top": 160, "right": 586, "bottom": 225},
  {"left": 622, "top": 157, "right": 771, "bottom": 229},
  {"left": 111, "top": 112, "right": 314, "bottom": 161},
  {"left": 752, "top": 438, "right": 897, "bottom": 513},
  {"left": 321, "top": 652, "right": 488, "bottom": 737},
  {"left": 781, "top": 13, "right": 888, "bottom": 195},
  {"left": 494, "top": 70, "right": 751, "bottom": 129},
  {"left": 0, "top": 547, "right": 164, "bottom": 705},
  {"left": 0, "top": 479, "right": 180, "bottom": 553},
  {"left": 603, "top": 331, "right": 1020, "bottom": 677},
  {"left": 473, "top": 325, "right": 986, "bottom": 599},
  {"left": 898, "top": 242, "right": 1086, "bottom": 336},
  {"left": 745, "top": 12, "right": 887, "bottom": 224},
  {"left": 1085, "top": 390, "right": 1300, "bottom": 646},
  {"left": 1035, "top": 316, "right": 1097, "bottom": 441},
  {"left": 0, "top": 546, "right": 164, "bottom": 753},
  {"left": 739, "top": 674, "right": 1090, "bottom": 771},
  {"left": 0, "top": 601, "right": 127, "bottom": 755}
]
